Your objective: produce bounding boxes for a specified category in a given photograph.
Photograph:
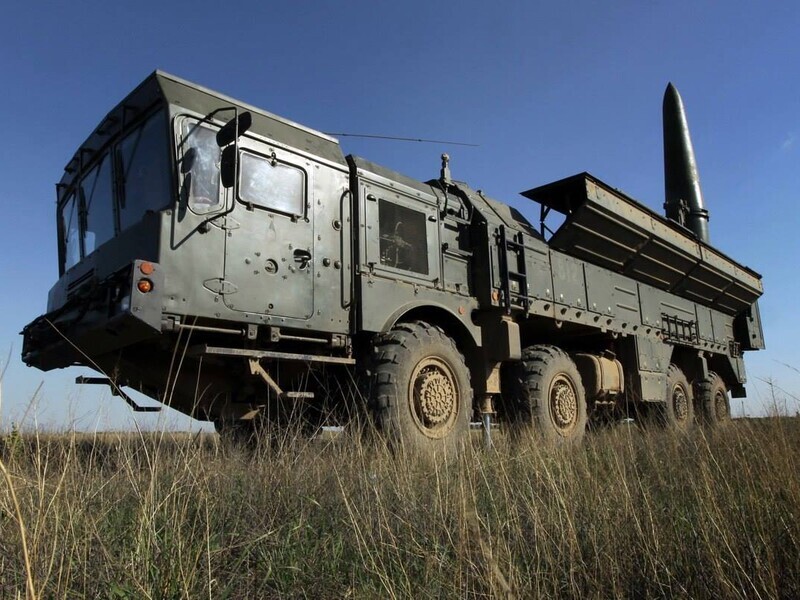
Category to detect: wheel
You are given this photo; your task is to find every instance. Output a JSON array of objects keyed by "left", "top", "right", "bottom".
[
  {"left": 695, "top": 371, "right": 730, "bottom": 427},
  {"left": 660, "top": 364, "right": 695, "bottom": 433},
  {"left": 369, "top": 321, "right": 472, "bottom": 455},
  {"left": 214, "top": 417, "right": 257, "bottom": 446},
  {"left": 213, "top": 399, "right": 308, "bottom": 449},
  {"left": 514, "top": 345, "right": 587, "bottom": 445}
]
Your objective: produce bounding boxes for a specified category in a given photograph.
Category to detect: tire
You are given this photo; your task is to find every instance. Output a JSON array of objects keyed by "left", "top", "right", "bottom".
[
  {"left": 515, "top": 345, "right": 587, "bottom": 445},
  {"left": 214, "top": 418, "right": 257, "bottom": 446},
  {"left": 214, "top": 404, "right": 307, "bottom": 449},
  {"left": 695, "top": 371, "right": 730, "bottom": 427},
  {"left": 659, "top": 364, "right": 694, "bottom": 433},
  {"left": 369, "top": 321, "right": 472, "bottom": 456}
]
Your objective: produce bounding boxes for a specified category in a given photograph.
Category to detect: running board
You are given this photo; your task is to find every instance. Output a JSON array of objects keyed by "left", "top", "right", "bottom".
[
  {"left": 75, "top": 376, "right": 162, "bottom": 413},
  {"left": 189, "top": 345, "right": 356, "bottom": 365}
]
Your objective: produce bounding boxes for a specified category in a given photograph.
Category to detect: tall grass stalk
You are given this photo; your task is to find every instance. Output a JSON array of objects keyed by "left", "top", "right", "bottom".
[{"left": 0, "top": 418, "right": 798, "bottom": 598}]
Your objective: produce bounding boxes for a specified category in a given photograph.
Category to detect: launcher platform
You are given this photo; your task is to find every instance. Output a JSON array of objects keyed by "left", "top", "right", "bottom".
[{"left": 522, "top": 173, "right": 763, "bottom": 316}]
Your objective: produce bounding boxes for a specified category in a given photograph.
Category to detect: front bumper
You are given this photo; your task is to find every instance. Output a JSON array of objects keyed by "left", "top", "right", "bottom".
[{"left": 22, "top": 260, "right": 165, "bottom": 371}]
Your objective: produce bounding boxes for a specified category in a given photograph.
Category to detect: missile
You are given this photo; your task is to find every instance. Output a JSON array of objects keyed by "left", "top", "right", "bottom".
[{"left": 663, "top": 82, "right": 710, "bottom": 243}]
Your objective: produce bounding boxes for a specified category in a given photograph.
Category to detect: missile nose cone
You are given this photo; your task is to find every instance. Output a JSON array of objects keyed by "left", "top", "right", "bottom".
[
  {"left": 663, "top": 82, "right": 683, "bottom": 112},
  {"left": 663, "top": 82, "right": 710, "bottom": 243}
]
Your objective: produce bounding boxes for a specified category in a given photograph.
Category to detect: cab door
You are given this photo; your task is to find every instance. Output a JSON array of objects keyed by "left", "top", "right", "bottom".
[
  {"left": 171, "top": 116, "right": 229, "bottom": 306},
  {"left": 222, "top": 140, "right": 315, "bottom": 320}
]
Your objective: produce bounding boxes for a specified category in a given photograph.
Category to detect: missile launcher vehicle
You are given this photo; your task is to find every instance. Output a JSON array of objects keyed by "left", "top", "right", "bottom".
[{"left": 22, "top": 72, "right": 764, "bottom": 450}]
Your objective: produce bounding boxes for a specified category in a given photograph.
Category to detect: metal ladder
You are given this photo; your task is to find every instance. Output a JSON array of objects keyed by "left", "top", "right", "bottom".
[{"left": 498, "top": 225, "right": 530, "bottom": 314}]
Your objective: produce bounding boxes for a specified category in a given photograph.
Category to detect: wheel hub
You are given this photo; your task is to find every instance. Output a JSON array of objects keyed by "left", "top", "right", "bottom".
[
  {"left": 410, "top": 358, "right": 459, "bottom": 438},
  {"left": 672, "top": 385, "right": 689, "bottom": 421},
  {"left": 714, "top": 390, "right": 729, "bottom": 421},
  {"left": 416, "top": 371, "right": 454, "bottom": 425},
  {"left": 551, "top": 376, "right": 578, "bottom": 430}
]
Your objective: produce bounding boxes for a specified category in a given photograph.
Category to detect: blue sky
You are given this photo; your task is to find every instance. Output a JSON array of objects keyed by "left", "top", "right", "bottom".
[{"left": 1, "top": 0, "right": 798, "bottom": 430}]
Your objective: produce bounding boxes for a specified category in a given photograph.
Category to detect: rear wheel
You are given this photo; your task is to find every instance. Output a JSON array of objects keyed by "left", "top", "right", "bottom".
[
  {"left": 513, "top": 345, "right": 587, "bottom": 445},
  {"left": 369, "top": 321, "right": 472, "bottom": 456},
  {"left": 696, "top": 371, "right": 730, "bottom": 427}
]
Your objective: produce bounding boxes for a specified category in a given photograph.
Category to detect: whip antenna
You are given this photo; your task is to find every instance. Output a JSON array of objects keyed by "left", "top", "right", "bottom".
[{"left": 324, "top": 132, "right": 478, "bottom": 147}]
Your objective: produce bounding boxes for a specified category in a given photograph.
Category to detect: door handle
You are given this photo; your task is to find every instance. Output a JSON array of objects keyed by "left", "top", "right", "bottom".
[{"left": 293, "top": 249, "right": 311, "bottom": 270}]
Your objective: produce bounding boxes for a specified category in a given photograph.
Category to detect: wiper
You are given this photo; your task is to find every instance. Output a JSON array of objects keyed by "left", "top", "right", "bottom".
[
  {"left": 113, "top": 147, "right": 126, "bottom": 210},
  {"left": 77, "top": 185, "right": 88, "bottom": 241}
]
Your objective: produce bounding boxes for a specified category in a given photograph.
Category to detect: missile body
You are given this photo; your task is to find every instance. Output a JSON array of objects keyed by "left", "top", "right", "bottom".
[{"left": 663, "top": 82, "right": 710, "bottom": 243}]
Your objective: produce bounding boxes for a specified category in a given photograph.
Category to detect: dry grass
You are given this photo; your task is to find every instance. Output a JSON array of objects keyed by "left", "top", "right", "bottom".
[{"left": 0, "top": 419, "right": 798, "bottom": 599}]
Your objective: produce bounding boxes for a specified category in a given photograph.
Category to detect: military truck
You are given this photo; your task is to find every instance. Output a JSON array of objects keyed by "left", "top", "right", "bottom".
[{"left": 22, "top": 72, "right": 765, "bottom": 450}]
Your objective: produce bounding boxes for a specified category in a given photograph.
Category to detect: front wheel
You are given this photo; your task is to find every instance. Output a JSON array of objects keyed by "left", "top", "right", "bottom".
[
  {"left": 214, "top": 417, "right": 257, "bottom": 446},
  {"left": 369, "top": 321, "right": 472, "bottom": 456}
]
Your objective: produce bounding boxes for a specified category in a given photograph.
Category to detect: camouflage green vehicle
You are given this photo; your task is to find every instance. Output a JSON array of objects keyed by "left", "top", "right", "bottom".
[{"left": 22, "top": 72, "right": 764, "bottom": 451}]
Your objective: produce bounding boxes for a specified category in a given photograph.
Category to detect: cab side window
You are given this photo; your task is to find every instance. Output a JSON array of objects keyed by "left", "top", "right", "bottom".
[
  {"left": 238, "top": 150, "right": 305, "bottom": 216},
  {"left": 378, "top": 199, "right": 429, "bottom": 275},
  {"left": 180, "top": 121, "right": 222, "bottom": 214}
]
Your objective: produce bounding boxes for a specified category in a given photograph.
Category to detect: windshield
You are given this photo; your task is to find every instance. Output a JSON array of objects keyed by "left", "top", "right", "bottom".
[
  {"left": 117, "top": 111, "right": 171, "bottom": 230},
  {"left": 61, "top": 193, "right": 81, "bottom": 270},
  {"left": 58, "top": 109, "right": 171, "bottom": 273},
  {"left": 81, "top": 154, "right": 114, "bottom": 256}
]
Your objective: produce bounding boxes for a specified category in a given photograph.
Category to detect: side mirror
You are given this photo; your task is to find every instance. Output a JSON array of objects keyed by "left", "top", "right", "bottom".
[
  {"left": 216, "top": 111, "right": 252, "bottom": 148},
  {"left": 180, "top": 147, "right": 196, "bottom": 174},
  {"left": 220, "top": 146, "right": 237, "bottom": 189}
]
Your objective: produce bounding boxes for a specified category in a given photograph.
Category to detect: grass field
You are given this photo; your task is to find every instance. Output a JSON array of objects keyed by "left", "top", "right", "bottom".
[{"left": 1, "top": 418, "right": 798, "bottom": 599}]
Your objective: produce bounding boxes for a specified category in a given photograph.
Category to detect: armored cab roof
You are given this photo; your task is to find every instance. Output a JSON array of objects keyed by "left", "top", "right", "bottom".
[
  {"left": 60, "top": 71, "right": 346, "bottom": 190},
  {"left": 347, "top": 155, "right": 440, "bottom": 198}
]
